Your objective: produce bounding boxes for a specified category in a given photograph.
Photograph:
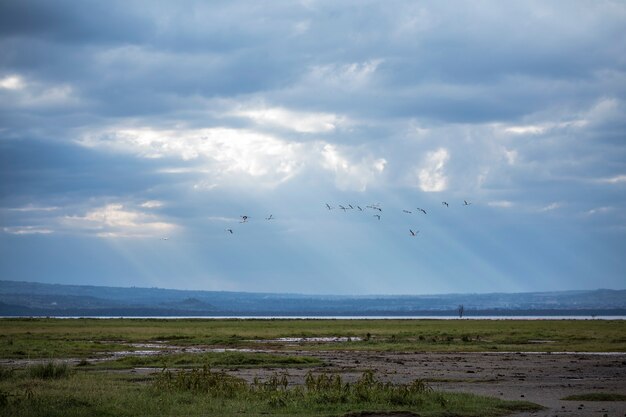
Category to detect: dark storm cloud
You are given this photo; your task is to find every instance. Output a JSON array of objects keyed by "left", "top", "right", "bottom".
[
  {"left": 0, "top": 139, "right": 178, "bottom": 202},
  {"left": 2, "top": 0, "right": 624, "bottom": 125}
]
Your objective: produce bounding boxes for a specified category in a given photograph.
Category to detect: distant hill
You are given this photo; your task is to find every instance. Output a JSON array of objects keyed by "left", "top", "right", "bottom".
[{"left": 0, "top": 280, "right": 625, "bottom": 317}]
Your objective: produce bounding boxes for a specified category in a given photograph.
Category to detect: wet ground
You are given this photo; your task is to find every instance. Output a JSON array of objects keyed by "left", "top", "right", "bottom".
[
  {"left": 222, "top": 350, "right": 626, "bottom": 417},
  {"left": 2, "top": 343, "right": 625, "bottom": 416}
]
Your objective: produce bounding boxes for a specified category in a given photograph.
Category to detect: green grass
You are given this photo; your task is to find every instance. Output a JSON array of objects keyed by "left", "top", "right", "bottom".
[
  {"left": 93, "top": 351, "right": 323, "bottom": 369},
  {"left": 562, "top": 393, "right": 626, "bottom": 401},
  {"left": 27, "top": 362, "right": 71, "bottom": 380},
  {"left": 0, "top": 367, "right": 543, "bottom": 417},
  {"left": 0, "top": 318, "right": 624, "bottom": 359}
]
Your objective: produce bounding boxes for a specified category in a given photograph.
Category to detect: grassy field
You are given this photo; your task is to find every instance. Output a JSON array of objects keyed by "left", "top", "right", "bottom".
[
  {"left": 0, "top": 364, "right": 543, "bottom": 417},
  {"left": 0, "top": 318, "right": 624, "bottom": 359},
  {"left": 2, "top": 318, "right": 623, "bottom": 416},
  {"left": 91, "top": 351, "right": 324, "bottom": 370}
]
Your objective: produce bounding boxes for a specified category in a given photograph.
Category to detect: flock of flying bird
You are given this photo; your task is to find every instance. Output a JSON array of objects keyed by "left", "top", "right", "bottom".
[{"left": 220, "top": 200, "right": 472, "bottom": 237}]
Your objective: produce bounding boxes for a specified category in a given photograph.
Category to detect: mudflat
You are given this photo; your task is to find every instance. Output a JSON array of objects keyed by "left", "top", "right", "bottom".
[
  {"left": 1, "top": 318, "right": 625, "bottom": 416},
  {"left": 220, "top": 349, "right": 625, "bottom": 417}
]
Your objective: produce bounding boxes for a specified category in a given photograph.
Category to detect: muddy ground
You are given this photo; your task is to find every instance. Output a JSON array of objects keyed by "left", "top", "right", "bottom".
[
  {"left": 226, "top": 350, "right": 626, "bottom": 417},
  {"left": 3, "top": 348, "right": 625, "bottom": 416}
]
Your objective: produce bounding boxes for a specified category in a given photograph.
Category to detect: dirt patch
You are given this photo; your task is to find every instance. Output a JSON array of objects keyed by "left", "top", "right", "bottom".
[
  {"left": 223, "top": 350, "right": 626, "bottom": 417},
  {"left": 343, "top": 412, "right": 420, "bottom": 417}
]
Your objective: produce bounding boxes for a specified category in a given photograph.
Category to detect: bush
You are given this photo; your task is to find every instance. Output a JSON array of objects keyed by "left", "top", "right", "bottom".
[
  {"left": 153, "top": 366, "right": 247, "bottom": 398},
  {"left": 153, "top": 367, "right": 433, "bottom": 408},
  {"left": 28, "top": 362, "right": 71, "bottom": 379}
]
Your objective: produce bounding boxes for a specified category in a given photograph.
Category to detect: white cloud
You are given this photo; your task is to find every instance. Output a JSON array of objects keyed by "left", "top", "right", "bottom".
[
  {"left": 416, "top": 148, "right": 449, "bottom": 192},
  {"left": 539, "top": 202, "right": 561, "bottom": 212},
  {"left": 586, "top": 206, "right": 613, "bottom": 216},
  {"left": 231, "top": 105, "right": 345, "bottom": 133},
  {"left": 79, "top": 124, "right": 394, "bottom": 191},
  {"left": 503, "top": 125, "right": 546, "bottom": 135},
  {"left": 598, "top": 174, "right": 626, "bottom": 184},
  {"left": 62, "top": 203, "right": 175, "bottom": 238},
  {"left": 140, "top": 200, "right": 163, "bottom": 208},
  {"left": 501, "top": 119, "right": 588, "bottom": 136},
  {"left": 0, "top": 74, "right": 80, "bottom": 109},
  {"left": 0, "top": 75, "right": 25, "bottom": 90},
  {"left": 503, "top": 148, "right": 518, "bottom": 165},
  {"left": 321, "top": 144, "right": 387, "bottom": 192},
  {"left": 306, "top": 59, "right": 383, "bottom": 88},
  {"left": 488, "top": 200, "right": 514, "bottom": 208},
  {"left": 78, "top": 126, "right": 306, "bottom": 187},
  {"left": 3, "top": 226, "right": 53, "bottom": 235},
  {"left": 584, "top": 97, "right": 621, "bottom": 125},
  {"left": 5, "top": 205, "right": 59, "bottom": 212}
]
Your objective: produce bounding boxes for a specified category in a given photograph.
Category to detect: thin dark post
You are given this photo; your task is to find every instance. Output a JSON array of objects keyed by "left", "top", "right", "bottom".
[{"left": 458, "top": 304, "right": 464, "bottom": 319}]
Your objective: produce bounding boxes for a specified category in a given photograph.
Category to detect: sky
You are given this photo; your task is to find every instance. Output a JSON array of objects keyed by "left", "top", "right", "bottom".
[{"left": 1, "top": 1, "right": 625, "bottom": 295}]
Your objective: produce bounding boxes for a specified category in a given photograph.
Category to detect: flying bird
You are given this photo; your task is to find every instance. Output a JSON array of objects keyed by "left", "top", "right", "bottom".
[
  {"left": 348, "top": 204, "right": 354, "bottom": 210},
  {"left": 240, "top": 215, "right": 249, "bottom": 223},
  {"left": 357, "top": 206, "right": 363, "bottom": 211},
  {"left": 226, "top": 229, "right": 233, "bottom": 234},
  {"left": 403, "top": 210, "right": 412, "bottom": 214},
  {"left": 339, "top": 205, "right": 348, "bottom": 211},
  {"left": 409, "top": 229, "right": 419, "bottom": 236},
  {"left": 417, "top": 208, "right": 427, "bottom": 215},
  {"left": 442, "top": 201, "right": 449, "bottom": 207},
  {"left": 326, "top": 203, "right": 333, "bottom": 210},
  {"left": 464, "top": 200, "right": 472, "bottom": 206},
  {"left": 265, "top": 214, "right": 274, "bottom": 220},
  {"left": 373, "top": 214, "right": 381, "bottom": 220}
]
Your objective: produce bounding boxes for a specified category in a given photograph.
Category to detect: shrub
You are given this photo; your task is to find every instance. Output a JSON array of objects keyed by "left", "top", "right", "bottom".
[
  {"left": 153, "top": 366, "right": 247, "bottom": 398},
  {"left": 28, "top": 362, "right": 71, "bottom": 379}
]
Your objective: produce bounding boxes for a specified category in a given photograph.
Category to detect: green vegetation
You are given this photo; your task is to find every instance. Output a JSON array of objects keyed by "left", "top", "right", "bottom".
[
  {"left": 562, "top": 393, "right": 626, "bottom": 401},
  {"left": 0, "top": 366, "right": 542, "bottom": 417},
  {"left": 96, "top": 351, "right": 323, "bottom": 369},
  {"left": 0, "top": 318, "right": 623, "bottom": 359},
  {"left": 27, "top": 362, "right": 71, "bottom": 380},
  {"left": 0, "top": 318, "right": 620, "bottom": 415}
]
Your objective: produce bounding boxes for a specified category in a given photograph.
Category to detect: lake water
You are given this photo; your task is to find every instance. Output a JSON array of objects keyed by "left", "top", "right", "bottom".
[{"left": 17, "top": 315, "right": 626, "bottom": 320}]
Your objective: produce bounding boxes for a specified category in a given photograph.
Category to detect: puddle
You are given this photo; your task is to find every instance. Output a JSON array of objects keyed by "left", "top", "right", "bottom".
[
  {"left": 127, "top": 343, "right": 170, "bottom": 349},
  {"left": 99, "top": 344, "right": 269, "bottom": 358},
  {"left": 110, "top": 350, "right": 164, "bottom": 357},
  {"left": 481, "top": 351, "right": 626, "bottom": 356},
  {"left": 257, "top": 336, "right": 362, "bottom": 343}
]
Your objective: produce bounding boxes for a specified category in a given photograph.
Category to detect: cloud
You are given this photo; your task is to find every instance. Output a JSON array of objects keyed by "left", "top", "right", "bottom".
[
  {"left": 0, "top": 75, "right": 25, "bottom": 90},
  {"left": 3, "top": 226, "right": 53, "bottom": 235},
  {"left": 320, "top": 144, "right": 387, "bottom": 192},
  {"left": 61, "top": 203, "right": 175, "bottom": 238},
  {"left": 304, "top": 59, "right": 383, "bottom": 89},
  {"left": 4, "top": 205, "right": 59, "bottom": 212},
  {"left": 598, "top": 175, "right": 626, "bottom": 184},
  {"left": 488, "top": 201, "right": 514, "bottom": 208},
  {"left": 78, "top": 126, "right": 307, "bottom": 187},
  {"left": 230, "top": 105, "right": 346, "bottom": 133},
  {"left": 1, "top": 1, "right": 625, "bottom": 293},
  {"left": 539, "top": 202, "right": 562, "bottom": 212},
  {"left": 415, "top": 148, "right": 449, "bottom": 192},
  {"left": 585, "top": 206, "right": 613, "bottom": 216},
  {"left": 503, "top": 125, "right": 547, "bottom": 135},
  {"left": 140, "top": 200, "right": 163, "bottom": 209},
  {"left": 0, "top": 73, "right": 81, "bottom": 110}
]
